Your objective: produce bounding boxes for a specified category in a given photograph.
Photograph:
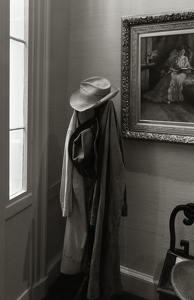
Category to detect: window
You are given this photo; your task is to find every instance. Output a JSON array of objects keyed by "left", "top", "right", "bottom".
[
  {"left": 9, "top": 0, "right": 28, "bottom": 199},
  {"left": 5, "top": 0, "right": 50, "bottom": 292}
]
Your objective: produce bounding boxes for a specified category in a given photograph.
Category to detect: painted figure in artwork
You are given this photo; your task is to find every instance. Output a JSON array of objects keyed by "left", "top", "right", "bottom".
[{"left": 143, "top": 46, "right": 194, "bottom": 104}]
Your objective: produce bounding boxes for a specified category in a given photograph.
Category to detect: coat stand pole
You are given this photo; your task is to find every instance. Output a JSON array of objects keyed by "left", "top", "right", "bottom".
[
  {"left": 74, "top": 263, "right": 90, "bottom": 300},
  {"left": 74, "top": 225, "right": 95, "bottom": 300},
  {"left": 74, "top": 179, "right": 96, "bottom": 300}
]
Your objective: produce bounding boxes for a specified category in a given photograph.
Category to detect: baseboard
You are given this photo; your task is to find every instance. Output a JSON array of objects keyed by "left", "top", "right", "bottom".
[
  {"left": 120, "top": 266, "right": 159, "bottom": 300},
  {"left": 43, "top": 257, "right": 160, "bottom": 300},
  {"left": 46, "top": 250, "right": 63, "bottom": 288},
  {"left": 32, "top": 276, "right": 48, "bottom": 300},
  {"left": 16, "top": 251, "right": 62, "bottom": 300},
  {"left": 16, "top": 288, "right": 31, "bottom": 300}
]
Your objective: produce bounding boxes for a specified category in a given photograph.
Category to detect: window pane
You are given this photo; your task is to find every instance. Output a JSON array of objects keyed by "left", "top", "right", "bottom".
[
  {"left": 10, "top": 0, "right": 25, "bottom": 40},
  {"left": 9, "top": 129, "right": 25, "bottom": 197},
  {"left": 10, "top": 39, "right": 24, "bottom": 129}
]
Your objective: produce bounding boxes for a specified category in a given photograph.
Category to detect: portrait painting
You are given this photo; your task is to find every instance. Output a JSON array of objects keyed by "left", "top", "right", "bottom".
[
  {"left": 121, "top": 11, "right": 194, "bottom": 143},
  {"left": 141, "top": 33, "right": 194, "bottom": 123}
]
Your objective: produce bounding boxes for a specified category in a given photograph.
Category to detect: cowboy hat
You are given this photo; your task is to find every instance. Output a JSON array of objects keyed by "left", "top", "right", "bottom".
[
  {"left": 68, "top": 117, "right": 99, "bottom": 181},
  {"left": 171, "top": 260, "right": 194, "bottom": 300},
  {"left": 70, "top": 76, "right": 119, "bottom": 112}
]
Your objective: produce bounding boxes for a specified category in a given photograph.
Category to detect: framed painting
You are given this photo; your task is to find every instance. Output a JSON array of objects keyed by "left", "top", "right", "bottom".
[{"left": 121, "top": 11, "right": 194, "bottom": 143}]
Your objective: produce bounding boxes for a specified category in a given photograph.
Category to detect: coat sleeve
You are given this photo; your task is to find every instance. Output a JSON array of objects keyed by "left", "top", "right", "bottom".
[{"left": 60, "top": 111, "right": 77, "bottom": 217}]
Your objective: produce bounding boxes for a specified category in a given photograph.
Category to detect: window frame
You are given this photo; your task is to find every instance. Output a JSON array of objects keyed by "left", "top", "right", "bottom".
[
  {"left": 5, "top": 0, "right": 50, "bottom": 224},
  {"left": 9, "top": 1, "right": 29, "bottom": 200},
  {"left": 4, "top": 0, "right": 50, "bottom": 297},
  {"left": 6, "top": 0, "right": 33, "bottom": 212}
]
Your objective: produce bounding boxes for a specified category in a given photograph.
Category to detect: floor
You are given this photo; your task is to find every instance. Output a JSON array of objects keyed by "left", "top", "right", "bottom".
[
  {"left": 141, "top": 98, "right": 194, "bottom": 123},
  {"left": 42, "top": 273, "right": 147, "bottom": 300},
  {"left": 141, "top": 86, "right": 194, "bottom": 123}
]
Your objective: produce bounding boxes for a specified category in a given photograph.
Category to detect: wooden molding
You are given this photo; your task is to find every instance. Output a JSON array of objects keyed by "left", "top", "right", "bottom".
[
  {"left": 5, "top": 193, "right": 33, "bottom": 220},
  {"left": 46, "top": 250, "right": 63, "bottom": 288},
  {"left": 120, "top": 266, "right": 159, "bottom": 300},
  {"left": 0, "top": 0, "right": 9, "bottom": 299},
  {"left": 16, "top": 288, "right": 31, "bottom": 300},
  {"left": 32, "top": 277, "right": 48, "bottom": 300},
  {"left": 31, "top": 0, "right": 51, "bottom": 293}
]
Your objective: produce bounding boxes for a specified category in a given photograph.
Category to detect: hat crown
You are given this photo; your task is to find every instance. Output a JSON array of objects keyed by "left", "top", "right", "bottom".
[
  {"left": 70, "top": 76, "right": 119, "bottom": 112},
  {"left": 81, "top": 77, "right": 111, "bottom": 97}
]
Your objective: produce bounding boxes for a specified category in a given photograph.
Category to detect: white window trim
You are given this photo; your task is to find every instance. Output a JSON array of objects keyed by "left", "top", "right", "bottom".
[
  {"left": 31, "top": 0, "right": 50, "bottom": 292},
  {"left": 6, "top": 0, "right": 50, "bottom": 219},
  {"left": 6, "top": 0, "right": 31, "bottom": 214},
  {"left": 6, "top": 1, "right": 51, "bottom": 298},
  {"left": 0, "top": 0, "right": 9, "bottom": 299},
  {"left": 9, "top": 0, "right": 29, "bottom": 200}
]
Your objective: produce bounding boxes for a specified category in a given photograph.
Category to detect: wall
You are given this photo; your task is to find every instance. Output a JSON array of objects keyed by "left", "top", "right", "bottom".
[
  {"left": 48, "top": 0, "right": 69, "bottom": 188},
  {"left": 47, "top": 0, "right": 69, "bottom": 288},
  {"left": 67, "top": 1, "right": 194, "bottom": 299}
]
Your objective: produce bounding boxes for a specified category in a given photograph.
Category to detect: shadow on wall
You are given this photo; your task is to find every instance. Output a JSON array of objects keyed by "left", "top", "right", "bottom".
[
  {"left": 22, "top": 135, "right": 65, "bottom": 299},
  {"left": 47, "top": 132, "right": 67, "bottom": 283},
  {"left": 120, "top": 139, "right": 163, "bottom": 274},
  {"left": 48, "top": 133, "right": 65, "bottom": 187},
  {"left": 22, "top": 226, "right": 32, "bottom": 299}
]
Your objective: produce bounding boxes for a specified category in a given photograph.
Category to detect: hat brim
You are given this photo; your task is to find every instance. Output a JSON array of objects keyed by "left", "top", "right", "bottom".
[{"left": 70, "top": 86, "right": 119, "bottom": 112}]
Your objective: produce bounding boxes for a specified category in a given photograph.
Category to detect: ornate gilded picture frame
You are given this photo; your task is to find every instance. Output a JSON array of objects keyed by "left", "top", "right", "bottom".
[{"left": 121, "top": 11, "right": 194, "bottom": 143}]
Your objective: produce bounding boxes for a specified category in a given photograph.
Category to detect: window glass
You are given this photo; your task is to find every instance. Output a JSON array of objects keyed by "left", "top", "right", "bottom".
[
  {"left": 10, "top": 39, "right": 24, "bottom": 129},
  {"left": 9, "top": 129, "right": 24, "bottom": 196},
  {"left": 10, "top": 0, "right": 25, "bottom": 40},
  {"left": 9, "top": 0, "right": 27, "bottom": 199}
]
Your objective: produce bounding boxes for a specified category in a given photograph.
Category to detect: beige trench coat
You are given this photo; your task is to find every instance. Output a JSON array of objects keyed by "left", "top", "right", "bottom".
[{"left": 60, "top": 111, "right": 88, "bottom": 274}]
